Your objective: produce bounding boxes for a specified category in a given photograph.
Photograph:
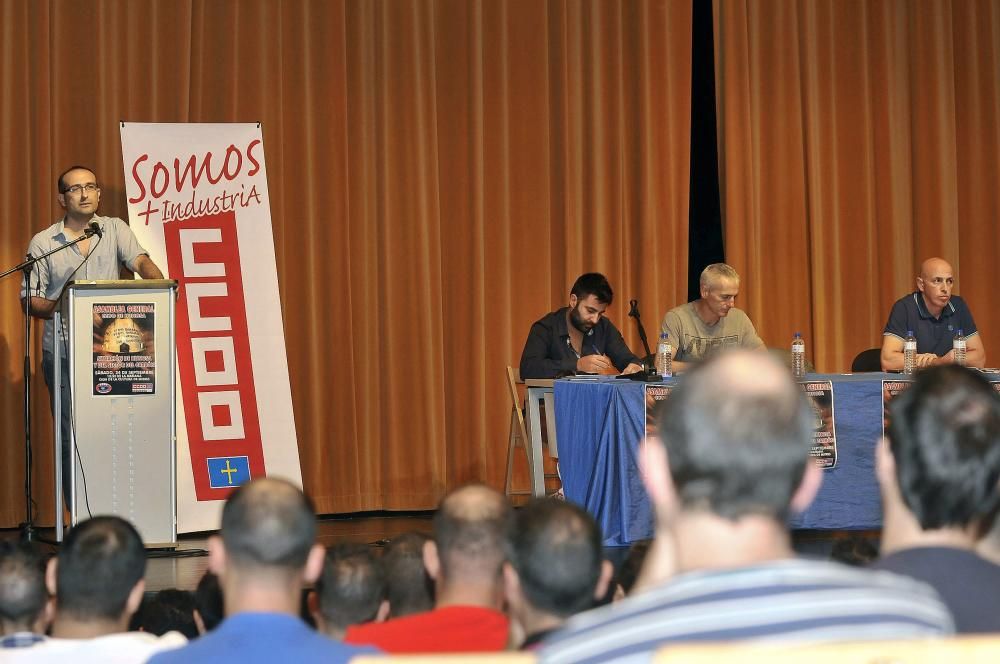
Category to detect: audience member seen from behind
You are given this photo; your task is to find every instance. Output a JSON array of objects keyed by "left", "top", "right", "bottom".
[
  {"left": 539, "top": 351, "right": 953, "bottom": 664},
  {"left": 873, "top": 365, "right": 1000, "bottom": 632},
  {"left": 148, "top": 478, "right": 378, "bottom": 664},
  {"left": 192, "top": 571, "right": 223, "bottom": 635},
  {"left": 611, "top": 539, "right": 651, "bottom": 601},
  {"left": 344, "top": 484, "right": 512, "bottom": 653},
  {"left": 3, "top": 516, "right": 186, "bottom": 663},
  {"left": 380, "top": 532, "right": 435, "bottom": 619},
  {"left": 880, "top": 258, "right": 986, "bottom": 370},
  {"left": 0, "top": 542, "right": 51, "bottom": 647},
  {"left": 520, "top": 272, "right": 642, "bottom": 379},
  {"left": 310, "top": 543, "right": 388, "bottom": 639},
  {"left": 659, "top": 263, "right": 764, "bottom": 373},
  {"left": 829, "top": 536, "right": 879, "bottom": 568},
  {"left": 503, "top": 498, "right": 612, "bottom": 649},
  {"left": 130, "top": 589, "right": 199, "bottom": 640}
]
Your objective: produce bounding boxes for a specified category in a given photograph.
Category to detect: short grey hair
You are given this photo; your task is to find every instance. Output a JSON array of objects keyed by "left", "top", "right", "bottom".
[{"left": 700, "top": 263, "right": 740, "bottom": 289}]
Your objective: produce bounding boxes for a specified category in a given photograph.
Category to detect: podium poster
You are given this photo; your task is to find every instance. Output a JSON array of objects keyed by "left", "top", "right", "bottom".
[
  {"left": 121, "top": 123, "right": 301, "bottom": 532},
  {"left": 92, "top": 303, "right": 156, "bottom": 395}
]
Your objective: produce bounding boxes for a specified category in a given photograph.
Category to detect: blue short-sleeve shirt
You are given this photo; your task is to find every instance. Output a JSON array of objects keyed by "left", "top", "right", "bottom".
[
  {"left": 20, "top": 215, "right": 149, "bottom": 353},
  {"left": 883, "top": 292, "right": 978, "bottom": 356}
]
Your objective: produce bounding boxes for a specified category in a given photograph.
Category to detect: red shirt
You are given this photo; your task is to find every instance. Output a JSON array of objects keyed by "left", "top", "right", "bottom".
[{"left": 344, "top": 605, "right": 509, "bottom": 653}]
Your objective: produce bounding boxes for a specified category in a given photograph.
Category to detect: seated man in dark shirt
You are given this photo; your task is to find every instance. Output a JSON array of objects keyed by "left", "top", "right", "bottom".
[
  {"left": 880, "top": 257, "right": 985, "bottom": 370},
  {"left": 519, "top": 273, "right": 642, "bottom": 379}
]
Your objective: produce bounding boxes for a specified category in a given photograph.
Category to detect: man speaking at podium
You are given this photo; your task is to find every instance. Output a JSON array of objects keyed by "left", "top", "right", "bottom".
[
  {"left": 519, "top": 273, "right": 642, "bottom": 379},
  {"left": 20, "top": 165, "right": 164, "bottom": 503}
]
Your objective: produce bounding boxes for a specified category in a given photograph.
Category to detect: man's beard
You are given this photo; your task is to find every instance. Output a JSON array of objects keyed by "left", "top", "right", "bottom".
[{"left": 569, "top": 306, "right": 592, "bottom": 333}]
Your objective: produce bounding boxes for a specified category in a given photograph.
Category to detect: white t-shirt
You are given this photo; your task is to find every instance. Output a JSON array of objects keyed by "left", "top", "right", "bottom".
[{"left": 0, "top": 630, "right": 186, "bottom": 664}]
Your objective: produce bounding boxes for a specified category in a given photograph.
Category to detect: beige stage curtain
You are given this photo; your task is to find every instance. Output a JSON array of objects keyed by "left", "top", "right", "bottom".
[
  {"left": 715, "top": 0, "right": 1000, "bottom": 372},
  {"left": 0, "top": 0, "right": 692, "bottom": 526}
]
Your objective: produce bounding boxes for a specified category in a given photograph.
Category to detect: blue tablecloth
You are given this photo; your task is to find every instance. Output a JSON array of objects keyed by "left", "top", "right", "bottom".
[{"left": 555, "top": 373, "right": 889, "bottom": 547}]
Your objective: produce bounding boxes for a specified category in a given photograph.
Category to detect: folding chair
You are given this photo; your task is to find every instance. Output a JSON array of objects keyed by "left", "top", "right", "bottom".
[{"left": 504, "top": 366, "right": 558, "bottom": 497}]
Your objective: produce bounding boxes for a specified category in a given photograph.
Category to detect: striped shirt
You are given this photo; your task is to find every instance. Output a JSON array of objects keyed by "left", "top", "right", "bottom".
[{"left": 538, "top": 558, "right": 954, "bottom": 664}]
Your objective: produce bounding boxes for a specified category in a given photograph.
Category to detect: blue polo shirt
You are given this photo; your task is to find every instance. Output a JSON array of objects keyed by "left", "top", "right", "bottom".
[{"left": 883, "top": 292, "right": 978, "bottom": 356}]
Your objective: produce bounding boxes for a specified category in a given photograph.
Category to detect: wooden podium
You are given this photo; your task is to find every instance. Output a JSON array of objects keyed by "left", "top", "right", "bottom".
[{"left": 53, "top": 279, "right": 178, "bottom": 547}]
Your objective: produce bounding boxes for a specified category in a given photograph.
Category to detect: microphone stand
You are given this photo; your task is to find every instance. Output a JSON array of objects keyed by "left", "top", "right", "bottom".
[
  {"left": 0, "top": 227, "right": 100, "bottom": 542},
  {"left": 627, "top": 299, "right": 655, "bottom": 370}
]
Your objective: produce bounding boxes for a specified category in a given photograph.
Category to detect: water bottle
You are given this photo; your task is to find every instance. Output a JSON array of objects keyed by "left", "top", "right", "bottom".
[
  {"left": 954, "top": 328, "right": 967, "bottom": 367},
  {"left": 903, "top": 330, "right": 917, "bottom": 375},
  {"left": 656, "top": 332, "right": 673, "bottom": 378},
  {"left": 791, "top": 332, "right": 806, "bottom": 379}
]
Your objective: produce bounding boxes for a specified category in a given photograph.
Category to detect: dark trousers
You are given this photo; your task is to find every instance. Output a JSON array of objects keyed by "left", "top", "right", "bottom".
[{"left": 41, "top": 351, "right": 73, "bottom": 508}]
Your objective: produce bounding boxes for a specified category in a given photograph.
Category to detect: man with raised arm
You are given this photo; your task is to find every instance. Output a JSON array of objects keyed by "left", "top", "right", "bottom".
[
  {"left": 880, "top": 257, "right": 985, "bottom": 370},
  {"left": 539, "top": 351, "right": 952, "bottom": 662}
]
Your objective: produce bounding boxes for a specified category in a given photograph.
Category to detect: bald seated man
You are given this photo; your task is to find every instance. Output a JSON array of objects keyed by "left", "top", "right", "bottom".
[{"left": 880, "top": 258, "right": 985, "bottom": 371}]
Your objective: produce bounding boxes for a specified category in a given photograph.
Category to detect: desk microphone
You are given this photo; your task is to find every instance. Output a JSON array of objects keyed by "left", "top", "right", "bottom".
[{"left": 86, "top": 221, "right": 103, "bottom": 238}]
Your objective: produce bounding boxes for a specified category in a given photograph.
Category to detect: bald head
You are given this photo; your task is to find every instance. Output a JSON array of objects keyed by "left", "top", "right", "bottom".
[
  {"left": 221, "top": 478, "right": 316, "bottom": 570},
  {"left": 433, "top": 485, "right": 512, "bottom": 580},
  {"left": 917, "top": 257, "right": 955, "bottom": 313},
  {"left": 656, "top": 351, "right": 814, "bottom": 520},
  {"left": 920, "top": 257, "right": 953, "bottom": 280}
]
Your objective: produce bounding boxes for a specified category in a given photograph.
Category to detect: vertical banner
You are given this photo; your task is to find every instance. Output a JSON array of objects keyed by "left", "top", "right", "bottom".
[{"left": 120, "top": 123, "right": 301, "bottom": 533}]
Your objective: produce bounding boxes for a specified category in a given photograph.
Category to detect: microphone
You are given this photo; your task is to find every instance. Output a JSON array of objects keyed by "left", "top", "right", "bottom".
[
  {"left": 627, "top": 298, "right": 654, "bottom": 365},
  {"left": 86, "top": 221, "right": 103, "bottom": 238}
]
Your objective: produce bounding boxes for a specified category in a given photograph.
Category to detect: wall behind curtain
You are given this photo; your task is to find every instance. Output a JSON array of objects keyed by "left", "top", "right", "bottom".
[
  {"left": 715, "top": 0, "right": 1000, "bottom": 372},
  {"left": 0, "top": 0, "right": 692, "bottom": 526}
]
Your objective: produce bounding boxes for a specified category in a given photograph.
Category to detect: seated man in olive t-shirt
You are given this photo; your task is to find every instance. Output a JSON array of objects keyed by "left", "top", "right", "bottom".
[{"left": 660, "top": 263, "right": 764, "bottom": 373}]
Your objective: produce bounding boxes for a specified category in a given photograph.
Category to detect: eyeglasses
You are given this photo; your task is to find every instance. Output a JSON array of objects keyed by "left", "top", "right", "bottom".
[{"left": 62, "top": 183, "right": 99, "bottom": 195}]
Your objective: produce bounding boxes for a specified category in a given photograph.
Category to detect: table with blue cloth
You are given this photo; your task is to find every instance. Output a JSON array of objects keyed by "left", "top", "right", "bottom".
[{"left": 554, "top": 373, "right": 891, "bottom": 547}]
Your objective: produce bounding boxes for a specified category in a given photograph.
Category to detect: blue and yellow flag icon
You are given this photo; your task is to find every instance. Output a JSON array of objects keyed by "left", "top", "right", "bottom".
[{"left": 207, "top": 456, "right": 251, "bottom": 489}]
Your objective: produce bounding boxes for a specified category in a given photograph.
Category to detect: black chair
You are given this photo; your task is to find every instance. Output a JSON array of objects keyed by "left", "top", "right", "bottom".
[{"left": 851, "top": 348, "right": 882, "bottom": 372}]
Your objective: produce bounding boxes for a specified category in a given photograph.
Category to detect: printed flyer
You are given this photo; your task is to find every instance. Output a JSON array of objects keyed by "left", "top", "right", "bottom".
[{"left": 92, "top": 303, "right": 156, "bottom": 396}]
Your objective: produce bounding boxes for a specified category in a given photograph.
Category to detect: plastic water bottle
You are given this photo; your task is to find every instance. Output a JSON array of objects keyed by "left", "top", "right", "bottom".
[
  {"left": 791, "top": 332, "right": 806, "bottom": 379},
  {"left": 656, "top": 332, "right": 673, "bottom": 378},
  {"left": 954, "top": 328, "right": 967, "bottom": 367},
  {"left": 903, "top": 330, "right": 917, "bottom": 375}
]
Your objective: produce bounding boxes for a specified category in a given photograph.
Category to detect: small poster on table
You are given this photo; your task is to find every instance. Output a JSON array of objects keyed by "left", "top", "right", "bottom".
[
  {"left": 92, "top": 303, "right": 156, "bottom": 396},
  {"left": 644, "top": 384, "right": 673, "bottom": 439},
  {"left": 881, "top": 379, "right": 914, "bottom": 438},
  {"left": 800, "top": 380, "right": 837, "bottom": 469}
]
